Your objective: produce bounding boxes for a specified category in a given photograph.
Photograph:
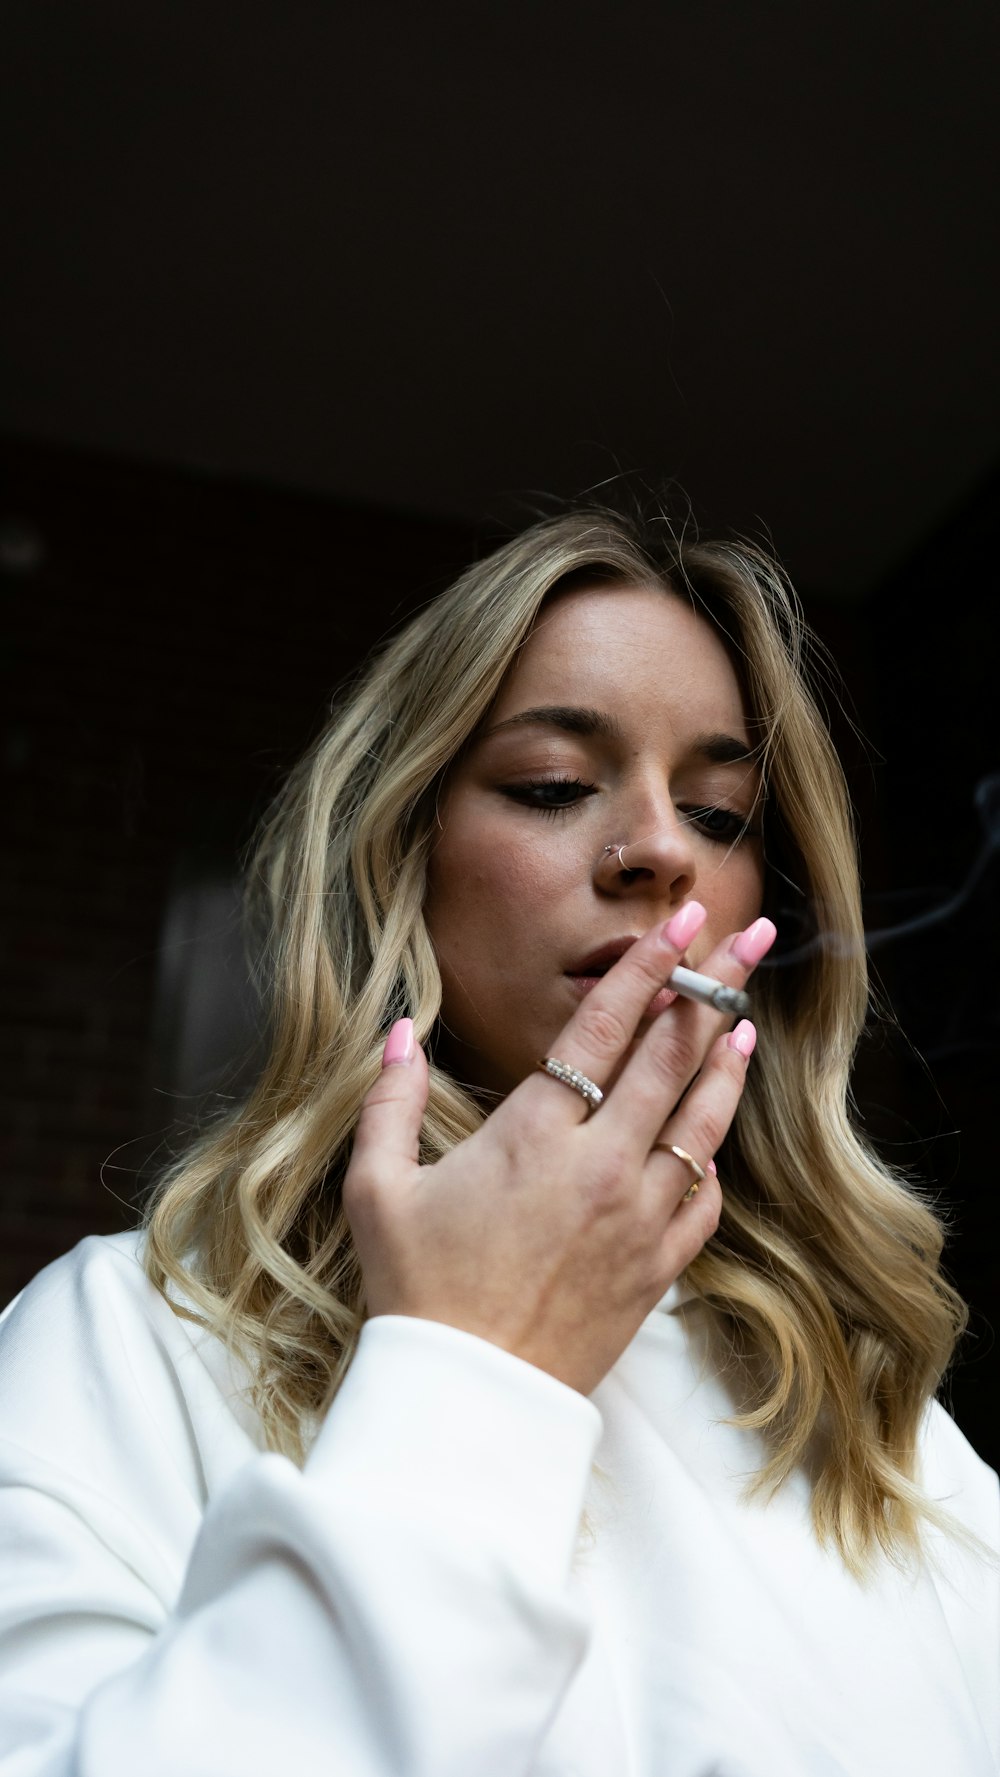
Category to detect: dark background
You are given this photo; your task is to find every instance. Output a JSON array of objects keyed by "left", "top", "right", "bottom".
[{"left": 1, "top": 3, "right": 997, "bottom": 1461}]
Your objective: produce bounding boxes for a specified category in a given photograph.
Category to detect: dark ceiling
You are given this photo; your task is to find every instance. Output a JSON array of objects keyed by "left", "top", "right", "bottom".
[{"left": 2, "top": 0, "right": 998, "bottom": 597}]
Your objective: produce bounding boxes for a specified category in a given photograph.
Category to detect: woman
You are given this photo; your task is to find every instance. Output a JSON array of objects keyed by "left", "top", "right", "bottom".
[{"left": 0, "top": 502, "right": 996, "bottom": 1776}]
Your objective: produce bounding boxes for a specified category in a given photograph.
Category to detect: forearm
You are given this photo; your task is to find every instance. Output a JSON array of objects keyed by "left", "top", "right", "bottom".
[{"left": 1, "top": 1318, "right": 601, "bottom": 1777}]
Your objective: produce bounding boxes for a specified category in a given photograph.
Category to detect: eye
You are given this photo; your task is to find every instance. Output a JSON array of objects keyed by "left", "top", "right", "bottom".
[
  {"left": 682, "top": 804, "right": 758, "bottom": 843},
  {"left": 501, "top": 776, "right": 597, "bottom": 816}
]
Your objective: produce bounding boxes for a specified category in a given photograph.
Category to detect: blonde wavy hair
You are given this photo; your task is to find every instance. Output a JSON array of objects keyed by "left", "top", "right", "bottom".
[{"left": 143, "top": 499, "right": 979, "bottom": 1581}]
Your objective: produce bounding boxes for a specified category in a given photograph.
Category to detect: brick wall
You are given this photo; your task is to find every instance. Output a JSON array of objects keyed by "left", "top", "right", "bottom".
[{"left": 0, "top": 436, "right": 473, "bottom": 1306}]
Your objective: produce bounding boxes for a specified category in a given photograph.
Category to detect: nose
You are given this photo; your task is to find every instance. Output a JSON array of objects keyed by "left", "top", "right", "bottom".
[{"left": 600, "top": 805, "right": 698, "bottom": 904}]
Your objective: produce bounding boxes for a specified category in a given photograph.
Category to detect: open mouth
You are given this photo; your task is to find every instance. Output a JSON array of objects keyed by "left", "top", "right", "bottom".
[
  {"left": 566, "top": 936, "right": 640, "bottom": 980},
  {"left": 565, "top": 943, "right": 682, "bottom": 1016}
]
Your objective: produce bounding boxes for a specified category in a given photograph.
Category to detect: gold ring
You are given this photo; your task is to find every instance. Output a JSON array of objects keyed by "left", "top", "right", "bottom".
[{"left": 662, "top": 1144, "right": 707, "bottom": 1201}]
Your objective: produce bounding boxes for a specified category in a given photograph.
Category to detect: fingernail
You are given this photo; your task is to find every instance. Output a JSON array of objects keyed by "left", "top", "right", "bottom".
[
  {"left": 730, "top": 918, "right": 777, "bottom": 968},
  {"left": 727, "top": 1019, "right": 757, "bottom": 1058},
  {"left": 382, "top": 1017, "right": 414, "bottom": 1067},
  {"left": 661, "top": 900, "right": 707, "bottom": 951},
  {"left": 707, "top": 1159, "right": 717, "bottom": 1175}
]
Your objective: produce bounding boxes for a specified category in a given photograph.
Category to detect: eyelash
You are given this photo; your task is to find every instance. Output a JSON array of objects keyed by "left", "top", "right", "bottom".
[{"left": 502, "top": 777, "right": 759, "bottom": 843}]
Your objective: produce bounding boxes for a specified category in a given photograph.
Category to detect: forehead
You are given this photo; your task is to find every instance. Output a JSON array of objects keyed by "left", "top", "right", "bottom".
[{"left": 489, "top": 581, "right": 749, "bottom": 733}]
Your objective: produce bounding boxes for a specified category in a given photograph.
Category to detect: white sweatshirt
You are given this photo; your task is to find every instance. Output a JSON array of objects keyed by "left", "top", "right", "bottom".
[{"left": 0, "top": 1231, "right": 995, "bottom": 1776}]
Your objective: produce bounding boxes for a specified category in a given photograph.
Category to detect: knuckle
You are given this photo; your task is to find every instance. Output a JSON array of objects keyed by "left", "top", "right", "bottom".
[
  {"left": 509, "top": 1098, "right": 548, "bottom": 1145},
  {"left": 630, "top": 939, "right": 673, "bottom": 992},
  {"left": 364, "top": 1073, "right": 411, "bottom": 1111},
  {"left": 503, "top": 1098, "right": 552, "bottom": 1160},
  {"left": 574, "top": 1000, "right": 631, "bottom": 1060},
  {"left": 582, "top": 1154, "right": 629, "bottom": 1214},
  {"left": 684, "top": 1099, "right": 728, "bottom": 1160},
  {"left": 596, "top": 1142, "right": 633, "bottom": 1198},
  {"left": 645, "top": 1021, "right": 698, "bottom": 1085}
]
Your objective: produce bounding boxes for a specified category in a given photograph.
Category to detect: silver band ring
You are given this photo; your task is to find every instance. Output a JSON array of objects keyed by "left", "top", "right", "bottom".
[
  {"left": 661, "top": 1144, "right": 707, "bottom": 1201},
  {"left": 537, "top": 1057, "right": 604, "bottom": 1115}
]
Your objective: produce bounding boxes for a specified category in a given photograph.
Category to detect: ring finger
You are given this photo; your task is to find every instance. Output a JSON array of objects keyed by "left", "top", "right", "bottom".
[{"left": 648, "top": 1020, "right": 756, "bottom": 1210}]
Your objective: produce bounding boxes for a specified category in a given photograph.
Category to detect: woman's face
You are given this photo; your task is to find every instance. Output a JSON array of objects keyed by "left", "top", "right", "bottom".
[{"left": 423, "top": 582, "right": 766, "bottom": 1097}]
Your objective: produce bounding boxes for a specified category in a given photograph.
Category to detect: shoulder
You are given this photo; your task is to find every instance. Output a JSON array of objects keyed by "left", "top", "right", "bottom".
[
  {"left": 1, "top": 1230, "right": 162, "bottom": 1382},
  {"left": 0, "top": 1231, "right": 263, "bottom": 1511},
  {"left": 1, "top": 1230, "right": 189, "bottom": 1407},
  {"left": 919, "top": 1396, "right": 1000, "bottom": 1552},
  {"left": 3, "top": 1227, "right": 152, "bottom": 1328}
]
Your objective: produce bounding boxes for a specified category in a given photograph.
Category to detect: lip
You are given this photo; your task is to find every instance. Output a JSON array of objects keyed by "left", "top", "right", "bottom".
[
  {"left": 565, "top": 935, "right": 682, "bottom": 1017},
  {"left": 567, "top": 935, "right": 642, "bottom": 977},
  {"left": 566, "top": 973, "right": 679, "bottom": 1016}
]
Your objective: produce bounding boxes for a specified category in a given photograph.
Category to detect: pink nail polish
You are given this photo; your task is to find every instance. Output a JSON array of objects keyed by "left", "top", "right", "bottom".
[
  {"left": 727, "top": 1019, "right": 757, "bottom": 1059},
  {"left": 662, "top": 901, "right": 707, "bottom": 951},
  {"left": 707, "top": 1159, "right": 717, "bottom": 1176},
  {"left": 382, "top": 1017, "right": 414, "bottom": 1067},
  {"left": 730, "top": 918, "right": 777, "bottom": 968}
]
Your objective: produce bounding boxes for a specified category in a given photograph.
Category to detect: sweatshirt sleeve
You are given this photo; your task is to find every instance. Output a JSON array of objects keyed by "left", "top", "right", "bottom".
[{"left": 0, "top": 1255, "right": 603, "bottom": 1777}]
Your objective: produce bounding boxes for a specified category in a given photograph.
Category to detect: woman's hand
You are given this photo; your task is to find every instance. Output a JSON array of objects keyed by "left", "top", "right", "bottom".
[{"left": 344, "top": 904, "right": 775, "bottom": 1396}]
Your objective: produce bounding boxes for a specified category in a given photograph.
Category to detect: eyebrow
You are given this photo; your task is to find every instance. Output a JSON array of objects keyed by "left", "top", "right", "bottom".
[{"left": 479, "top": 704, "right": 757, "bottom": 765}]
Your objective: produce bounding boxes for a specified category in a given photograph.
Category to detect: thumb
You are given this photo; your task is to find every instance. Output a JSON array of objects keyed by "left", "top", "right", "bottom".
[{"left": 351, "top": 1018, "right": 429, "bottom": 1180}]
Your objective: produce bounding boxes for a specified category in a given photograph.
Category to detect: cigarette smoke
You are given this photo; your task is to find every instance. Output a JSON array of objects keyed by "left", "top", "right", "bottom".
[
  {"left": 765, "top": 774, "right": 1000, "bottom": 1061},
  {"left": 763, "top": 773, "right": 1000, "bottom": 968}
]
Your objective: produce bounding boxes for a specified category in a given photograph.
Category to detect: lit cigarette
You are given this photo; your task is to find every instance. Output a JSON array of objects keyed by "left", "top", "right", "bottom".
[{"left": 668, "top": 965, "right": 750, "bottom": 1017}]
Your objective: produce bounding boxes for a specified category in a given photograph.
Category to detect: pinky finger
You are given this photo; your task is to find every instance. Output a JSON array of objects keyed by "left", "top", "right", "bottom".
[{"left": 682, "top": 1155, "right": 718, "bottom": 1202}]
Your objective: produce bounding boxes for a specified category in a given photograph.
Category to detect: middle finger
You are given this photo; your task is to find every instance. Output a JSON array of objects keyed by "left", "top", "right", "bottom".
[{"left": 600, "top": 916, "right": 776, "bottom": 1152}]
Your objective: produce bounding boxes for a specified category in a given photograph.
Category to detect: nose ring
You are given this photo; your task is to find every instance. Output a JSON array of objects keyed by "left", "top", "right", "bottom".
[{"left": 603, "top": 843, "right": 631, "bottom": 869}]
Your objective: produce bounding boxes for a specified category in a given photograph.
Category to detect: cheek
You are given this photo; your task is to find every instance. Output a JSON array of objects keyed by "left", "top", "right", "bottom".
[
  {"left": 424, "top": 823, "right": 567, "bottom": 1077},
  {"left": 466, "top": 844, "right": 543, "bottom": 902},
  {"left": 732, "top": 850, "right": 766, "bottom": 927},
  {"left": 427, "top": 822, "right": 558, "bottom": 948},
  {"left": 701, "top": 847, "right": 765, "bottom": 938}
]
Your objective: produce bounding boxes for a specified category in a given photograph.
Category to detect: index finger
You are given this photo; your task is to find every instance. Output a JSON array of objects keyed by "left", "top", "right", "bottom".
[{"left": 524, "top": 902, "right": 708, "bottom": 1121}]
